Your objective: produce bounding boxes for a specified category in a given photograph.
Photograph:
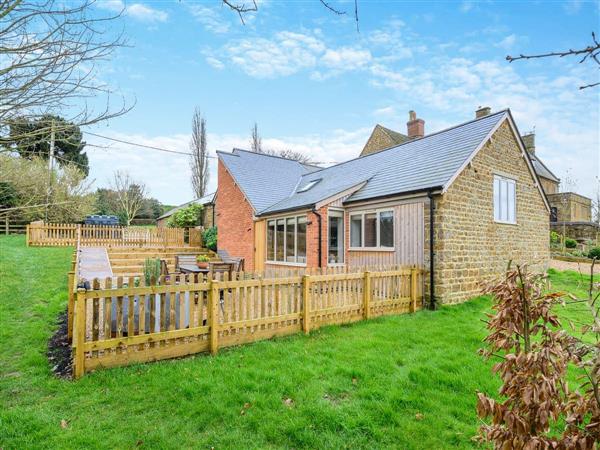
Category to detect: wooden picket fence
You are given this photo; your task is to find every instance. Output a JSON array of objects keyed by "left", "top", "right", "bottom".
[
  {"left": 27, "top": 222, "right": 202, "bottom": 248},
  {"left": 69, "top": 265, "right": 424, "bottom": 378}
]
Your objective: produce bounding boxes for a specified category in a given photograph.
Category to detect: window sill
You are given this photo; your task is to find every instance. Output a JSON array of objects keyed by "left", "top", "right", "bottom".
[
  {"left": 349, "top": 247, "right": 395, "bottom": 252},
  {"left": 494, "top": 220, "right": 518, "bottom": 226},
  {"left": 266, "top": 261, "right": 307, "bottom": 267}
]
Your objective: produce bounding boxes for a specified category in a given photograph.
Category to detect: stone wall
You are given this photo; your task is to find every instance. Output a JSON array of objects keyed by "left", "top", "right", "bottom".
[
  {"left": 540, "top": 177, "right": 559, "bottom": 195},
  {"left": 361, "top": 127, "right": 396, "bottom": 156},
  {"left": 550, "top": 222, "right": 600, "bottom": 244},
  {"left": 547, "top": 192, "right": 592, "bottom": 222},
  {"left": 431, "top": 120, "right": 550, "bottom": 304}
]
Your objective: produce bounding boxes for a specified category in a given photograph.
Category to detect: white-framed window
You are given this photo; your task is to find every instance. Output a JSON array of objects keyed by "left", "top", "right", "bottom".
[
  {"left": 349, "top": 209, "right": 394, "bottom": 250},
  {"left": 493, "top": 175, "right": 516, "bottom": 224},
  {"left": 267, "top": 215, "right": 307, "bottom": 264}
]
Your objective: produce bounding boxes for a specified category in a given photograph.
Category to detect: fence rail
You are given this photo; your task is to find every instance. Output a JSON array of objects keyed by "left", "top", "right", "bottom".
[
  {"left": 71, "top": 267, "right": 423, "bottom": 378},
  {"left": 27, "top": 222, "right": 202, "bottom": 248}
]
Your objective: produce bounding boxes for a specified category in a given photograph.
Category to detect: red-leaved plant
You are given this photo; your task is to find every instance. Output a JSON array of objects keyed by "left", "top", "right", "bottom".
[{"left": 477, "top": 263, "right": 600, "bottom": 449}]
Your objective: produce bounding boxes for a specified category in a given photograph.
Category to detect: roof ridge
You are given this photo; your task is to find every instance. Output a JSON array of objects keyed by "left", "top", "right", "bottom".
[
  {"left": 304, "top": 109, "right": 509, "bottom": 177},
  {"left": 223, "top": 147, "right": 321, "bottom": 168}
]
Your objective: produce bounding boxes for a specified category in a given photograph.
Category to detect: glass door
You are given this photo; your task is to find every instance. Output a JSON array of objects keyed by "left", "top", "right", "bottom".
[{"left": 328, "top": 210, "right": 344, "bottom": 265}]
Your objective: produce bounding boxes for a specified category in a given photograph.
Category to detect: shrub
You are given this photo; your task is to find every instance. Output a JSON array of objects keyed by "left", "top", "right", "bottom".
[
  {"left": 203, "top": 226, "right": 217, "bottom": 251},
  {"left": 167, "top": 203, "right": 203, "bottom": 228},
  {"left": 143, "top": 258, "right": 161, "bottom": 285},
  {"left": 564, "top": 238, "right": 577, "bottom": 249},
  {"left": 588, "top": 247, "right": 600, "bottom": 260},
  {"left": 550, "top": 231, "right": 561, "bottom": 244}
]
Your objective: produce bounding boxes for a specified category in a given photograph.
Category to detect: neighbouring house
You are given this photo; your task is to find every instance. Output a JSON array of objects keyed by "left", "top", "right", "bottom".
[
  {"left": 156, "top": 192, "right": 216, "bottom": 228},
  {"left": 217, "top": 108, "right": 550, "bottom": 304},
  {"left": 547, "top": 192, "right": 599, "bottom": 244}
]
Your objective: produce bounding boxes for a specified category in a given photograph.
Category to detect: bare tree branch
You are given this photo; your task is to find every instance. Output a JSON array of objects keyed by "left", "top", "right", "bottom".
[
  {"left": 506, "top": 32, "right": 600, "bottom": 90},
  {"left": 319, "top": 0, "right": 346, "bottom": 15},
  {"left": 0, "top": 0, "right": 133, "bottom": 137}
]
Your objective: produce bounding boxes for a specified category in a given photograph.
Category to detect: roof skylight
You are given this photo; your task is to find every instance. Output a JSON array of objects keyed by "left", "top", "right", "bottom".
[{"left": 297, "top": 179, "right": 321, "bottom": 193}]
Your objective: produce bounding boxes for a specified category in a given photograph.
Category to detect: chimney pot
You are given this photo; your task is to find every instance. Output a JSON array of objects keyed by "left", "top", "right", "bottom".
[
  {"left": 475, "top": 106, "right": 491, "bottom": 119},
  {"left": 407, "top": 110, "right": 425, "bottom": 139}
]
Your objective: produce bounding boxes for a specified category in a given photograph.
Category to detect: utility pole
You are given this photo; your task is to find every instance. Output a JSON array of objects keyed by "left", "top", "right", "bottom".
[{"left": 45, "top": 119, "right": 55, "bottom": 222}]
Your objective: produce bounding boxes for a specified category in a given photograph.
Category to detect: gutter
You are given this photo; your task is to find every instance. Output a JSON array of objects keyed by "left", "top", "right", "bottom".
[
  {"left": 427, "top": 190, "right": 437, "bottom": 310},
  {"left": 342, "top": 186, "right": 444, "bottom": 207},
  {"left": 311, "top": 206, "right": 323, "bottom": 268}
]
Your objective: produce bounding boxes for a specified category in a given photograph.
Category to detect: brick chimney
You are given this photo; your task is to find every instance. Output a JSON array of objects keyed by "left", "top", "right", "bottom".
[
  {"left": 406, "top": 110, "right": 424, "bottom": 139},
  {"left": 475, "top": 106, "right": 491, "bottom": 119}
]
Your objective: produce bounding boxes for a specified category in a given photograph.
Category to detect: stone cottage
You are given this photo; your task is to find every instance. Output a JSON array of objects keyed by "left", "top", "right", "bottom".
[{"left": 216, "top": 108, "right": 550, "bottom": 305}]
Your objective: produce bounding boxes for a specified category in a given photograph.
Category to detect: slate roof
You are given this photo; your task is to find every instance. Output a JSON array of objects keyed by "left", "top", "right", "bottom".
[
  {"left": 157, "top": 192, "right": 215, "bottom": 220},
  {"left": 530, "top": 154, "right": 560, "bottom": 182},
  {"left": 217, "top": 149, "right": 320, "bottom": 213},
  {"left": 218, "top": 109, "right": 543, "bottom": 216}
]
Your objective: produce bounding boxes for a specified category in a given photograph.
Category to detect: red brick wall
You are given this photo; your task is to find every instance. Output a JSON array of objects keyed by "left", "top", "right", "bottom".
[
  {"left": 216, "top": 160, "right": 256, "bottom": 271},
  {"left": 306, "top": 206, "right": 328, "bottom": 268}
]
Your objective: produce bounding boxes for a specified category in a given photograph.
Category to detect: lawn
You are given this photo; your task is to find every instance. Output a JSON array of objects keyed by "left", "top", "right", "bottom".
[{"left": 0, "top": 235, "right": 594, "bottom": 449}]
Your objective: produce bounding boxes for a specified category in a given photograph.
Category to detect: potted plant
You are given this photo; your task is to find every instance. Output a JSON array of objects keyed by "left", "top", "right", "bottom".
[{"left": 196, "top": 254, "right": 210, "bottom": 269}]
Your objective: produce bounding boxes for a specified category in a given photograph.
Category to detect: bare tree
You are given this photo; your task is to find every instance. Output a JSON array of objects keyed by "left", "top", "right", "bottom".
[
  {"left": 507, "top": 32, "right": 600, "bottom": 90},
  {"left": 278, "top": 149, "right": 313, "bottom": 164},
  {"left": 250, "top": 122, "right": 263, "bottom": 153},
  {"left": 248, "top": 123, "right": 313, "bottom": 163},
  {"left": 111, "top": 171, "right": 147, "bottom": 226},
  {"left": 0, "top": 0, "right": 132, "bottom": 148},
  {"left": 190, "top": 108, "right": 209, "bottom": 198},
  {"left": 222, "top": 0, "right": 359, "bottom": 30}
]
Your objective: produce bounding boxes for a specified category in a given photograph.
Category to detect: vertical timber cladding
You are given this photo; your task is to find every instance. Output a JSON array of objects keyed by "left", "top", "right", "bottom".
[{"left": 346, "top": 200, "right": 425, "bottom": 268}]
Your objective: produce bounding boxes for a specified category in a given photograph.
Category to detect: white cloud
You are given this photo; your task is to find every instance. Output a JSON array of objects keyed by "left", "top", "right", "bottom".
[
  {"left": 210, "top": 31, "right": 325, "bottom": 78},
  {"left": 496, "top": 34, "right": 517, "bottom": 50},
  {"left": 321, "top": 47, "right": 371, "bottom": 69},
  {"left": 205, "top": 56, "right": 225, "bottom": 70},
  {"left": 373, "top": 106, "right": 396, "bottom": 116},
  {"left": 127, "top": 4, "right": 168, "bottom": 22},
  {"left": 97, "top": 1, "right": 168, "bottom": 22},
  {"left": 187, "top": 4, "right": 230, "bottom": 34},
  {"left": 97, "top": 0, "right": 124, "bottom": 12}
]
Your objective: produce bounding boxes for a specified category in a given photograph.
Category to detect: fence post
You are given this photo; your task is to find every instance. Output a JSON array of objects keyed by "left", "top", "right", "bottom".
[
  {"left": 76, "top": 224, "right": 81, "bottom": 247},
  {"left": 363, "top": 271, "right": 371, "bottom": 320},
  {"left": 67, "top": 271, "right": 75, "bottom": 341},
  {"left": 209, "top": 279, "right": 219, "bottom": 355},
  {"left": 73, "top": 288, "right": 86, "bottom": 379},
  {"left": 25, "top": 224, "right": 30, "bottom": 246},
  {"left": 302, "top": 275, "right": 311, "bottom": 334},
  {"left": 410, "top": 267, "right": 418, "bottom": 313}
]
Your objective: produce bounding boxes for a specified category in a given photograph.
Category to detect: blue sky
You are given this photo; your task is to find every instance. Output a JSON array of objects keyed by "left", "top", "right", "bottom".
[{"left": 87, "top": 0, "right": 600, "bottom": 204}]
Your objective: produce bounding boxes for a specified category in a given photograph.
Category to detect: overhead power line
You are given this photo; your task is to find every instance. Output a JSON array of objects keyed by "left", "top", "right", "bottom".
[
  {"left": 84, "top": 131, "right": 197, "bottom": 156},
  {"left": 83, "top": 130, "right": 342, "bottom": 165}
]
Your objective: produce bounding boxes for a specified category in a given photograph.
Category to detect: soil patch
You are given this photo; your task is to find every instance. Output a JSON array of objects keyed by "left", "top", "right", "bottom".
[{"left": 47, "top": 310, "right": 72, "bottom": 379}]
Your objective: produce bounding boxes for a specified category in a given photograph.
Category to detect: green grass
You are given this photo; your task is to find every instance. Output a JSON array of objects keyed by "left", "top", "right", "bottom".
[{"left": 0, "top": 235, "right": 593, "bottom": 449}]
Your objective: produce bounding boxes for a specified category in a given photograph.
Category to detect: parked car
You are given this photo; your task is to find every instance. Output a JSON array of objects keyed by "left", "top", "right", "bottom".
[{"left": 84, "top": 215, "right": 120, "bottom": 226}]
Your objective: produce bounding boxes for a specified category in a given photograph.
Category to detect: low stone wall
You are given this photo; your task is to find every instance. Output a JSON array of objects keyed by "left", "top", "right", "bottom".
[{"left": 551, "top": 222, "right": 600, "bottom": 244}]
